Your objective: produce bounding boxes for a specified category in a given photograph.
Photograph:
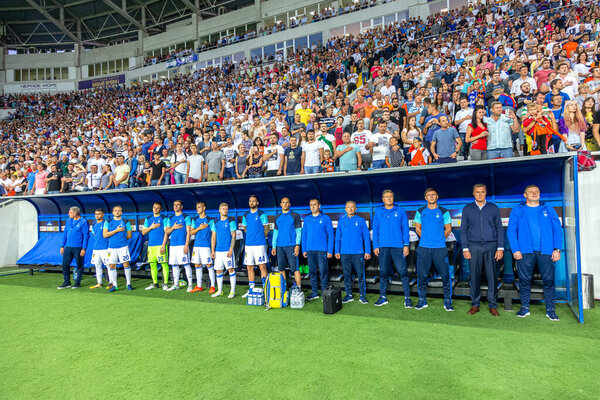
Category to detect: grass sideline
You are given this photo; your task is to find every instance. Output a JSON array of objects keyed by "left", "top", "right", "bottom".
[{"left": 1, "top": 272, "right": 599, "bottom": 400}]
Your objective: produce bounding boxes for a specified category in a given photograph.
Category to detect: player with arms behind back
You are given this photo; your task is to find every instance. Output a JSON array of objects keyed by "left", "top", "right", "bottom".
[
  {"left": 89, "top": 209, "right": 109, "bottom": 289},
  {"left": 211, "top": 203, "right": 238, "bottom": 298},
  {"left": 190, "top": 201, "right": 216, "bottom": 293}
]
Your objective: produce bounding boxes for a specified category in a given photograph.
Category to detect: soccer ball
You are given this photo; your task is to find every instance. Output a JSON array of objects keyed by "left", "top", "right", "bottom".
[{"left": 179, "top": 279, "right": 187, "bottom": 287}]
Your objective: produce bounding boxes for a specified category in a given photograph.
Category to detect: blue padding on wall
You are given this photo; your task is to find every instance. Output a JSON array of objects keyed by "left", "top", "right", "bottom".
[{"left": 18, "top": 232, "right": 143, "bottom": 268}]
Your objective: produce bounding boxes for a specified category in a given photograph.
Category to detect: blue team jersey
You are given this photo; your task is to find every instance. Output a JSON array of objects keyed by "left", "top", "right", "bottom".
[
  {"left": 414, "top": 206, "right": 451, "bottom": 248},
  {"left": 273, "top": 211, "right": 302, "bottom": 247},
  {"left": 143, "top": 214, "right": 168, "bottom": 247},
  {"left": 166, "top": 213, "right": 192, "bottom": 246},
  {"left": 192, "top": 216, "right": 212, "bottom": 248},
  {"left": 104, "top": 219, "right": 132, "bottom": 249},
  {"left": 211, "top": 217, "right": 237, "bottom": 252},
  {"left": 242, "top": 209, "right": 269, "bottom": 246},
  {"left": 92, "top": 220, "right": 109, "bottom": 251}
]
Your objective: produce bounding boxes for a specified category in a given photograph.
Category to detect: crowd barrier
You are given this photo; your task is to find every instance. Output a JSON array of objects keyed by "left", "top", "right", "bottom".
[{"left": 3, "top": 154, "right": 585, "bottom": 322}]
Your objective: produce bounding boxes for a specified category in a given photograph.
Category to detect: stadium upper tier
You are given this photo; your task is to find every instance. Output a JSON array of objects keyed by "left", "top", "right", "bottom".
[{"left": 0, "top": 0, "right": 599, "bottom": 197}]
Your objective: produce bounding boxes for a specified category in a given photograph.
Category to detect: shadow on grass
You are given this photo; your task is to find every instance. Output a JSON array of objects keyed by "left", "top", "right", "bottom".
[{"left": 1, "top": 271, "right": 598, "bottom": 340}]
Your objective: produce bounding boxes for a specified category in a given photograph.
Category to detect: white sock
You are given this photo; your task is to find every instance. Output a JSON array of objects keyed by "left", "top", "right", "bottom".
[
  {"left": 184, "top": 264, "right": 193, "bottom": 286},
  {"left": 195, "top": 267, "right": 203, "bottom": 288},
  {"left": 109, "top": 268, "right": 117, "bottom": 287},
  {"left": 208, "top": 266, "right": 216, "bottom": 287},
  {"left": 230, "top": 271, "right": 236, "bottom": 293},
  {"left": 216, "top": 272, "right": 223, "bottom": 293},
  {"left": 124, "top": 267, "right": 131, "bottom": 285},
  {"left": 173, "top": 266, "right": 180, "bottom": 286},
  {"left": 95, "top": 264, "right": 103, "bottom": 284}
]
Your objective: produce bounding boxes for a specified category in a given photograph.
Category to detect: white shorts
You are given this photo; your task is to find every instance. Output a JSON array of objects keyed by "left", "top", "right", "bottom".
[
  {"left": 169, "top": 245, "right": 190, "bottom": 265},
  {"left": 191, "top": 246, "right": 213, "bottom": 265},
  {"left": 91, "top": 249, "right": 109, "bottom": 267},
  {"left": 214, "top": 251, "right": 235, "bottom": 271},
  {"left": 244, "top": 245, "right": 268, "bottom": 266},
  {"left": 108, "top": 246, "right": 131, "bottom": 265},
  {"left": 35, "top": 188, "right": 45, "bottom": 195}
]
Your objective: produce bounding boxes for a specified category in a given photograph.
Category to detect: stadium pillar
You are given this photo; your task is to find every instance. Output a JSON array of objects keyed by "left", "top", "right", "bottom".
[
  {"left": 254, "top": 0, "right": 262, "bottom": 28},
  {"left": 138, "top": 7, "right": 149, "bottom": 59},
  {"left": 74, "top": 20, "right": 82, "bottom": 81},
  {"left": 0, "top": 45, "right": 5, "bottom": 73},
  {"left": 191, "top": 0, "right": 201, "bottom": 48}
]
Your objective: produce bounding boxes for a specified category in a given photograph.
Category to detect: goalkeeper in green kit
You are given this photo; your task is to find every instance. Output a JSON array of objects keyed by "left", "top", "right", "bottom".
[{"left": 141, "top": 202, "right": 170, "bottom": 290}]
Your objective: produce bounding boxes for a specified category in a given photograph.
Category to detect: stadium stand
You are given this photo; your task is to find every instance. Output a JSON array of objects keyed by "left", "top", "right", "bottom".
[{"left": 1, "top": 0, "right": 600, "bottom": 198}]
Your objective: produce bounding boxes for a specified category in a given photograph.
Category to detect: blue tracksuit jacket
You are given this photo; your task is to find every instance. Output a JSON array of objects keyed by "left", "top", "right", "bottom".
[
  {"left": 301, "top": 212, "right": 334, "bottom": 253},
  {"left": 372, "top": 204, "right": 410, "bottom": 249},
  {"left": 334, "top": 215, "right": 371, "bottom": 255},
  {"left": 507, "top": 202, "right": 563, "bottom": 255},
  {"left": 62, "top": 217, "right": 90, "bottom": 248}
]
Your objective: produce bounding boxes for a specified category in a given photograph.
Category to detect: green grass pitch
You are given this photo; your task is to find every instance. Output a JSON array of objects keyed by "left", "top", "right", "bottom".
[{"left": 1, "top": 272, "right": 599, "bottom": 400}]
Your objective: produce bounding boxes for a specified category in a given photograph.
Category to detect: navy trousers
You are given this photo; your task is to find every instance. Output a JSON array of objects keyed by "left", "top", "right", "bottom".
[
  {"left": 307, "top": 251, "right": 329, "bottom": 294},
  {"left": 469, "top": 243, "right": 499, "bottom": 308},
  {"left": 276, "top": 245, "right": 299, "bottom": 272},
  {"left": 341, "top": 254, "right": 366, "bottom": 297},
  {"left": 416, "top": 246, "right": 452, "bottom": 302},
  {"left": 379, "top": 247, "right": 410, "bottom": 298},
  {"left": 62, "top": 246, "right": 84, "bottom": 286},
  {"left": 517, "top": 251, "right": 555, "bottom": 310}
]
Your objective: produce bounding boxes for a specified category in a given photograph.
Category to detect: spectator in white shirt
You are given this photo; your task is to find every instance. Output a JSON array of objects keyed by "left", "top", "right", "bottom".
[
  {"left": 301, "top": 129, "right": 324, "bottom": 174},
  {"left": 187, "top": 144, "right": 204, "bottom": 183},
  {"left": 263, "top": 132, "right": 285, "bottom": 177},
  {"left": 366, "top": 122, "right": 392, "bottom": 169},
  {"left": 511, "top": 65, "right": 538, "bottom": 97},
  {"left": 86, "top": 164, "right": 102, "bottom": 191}
]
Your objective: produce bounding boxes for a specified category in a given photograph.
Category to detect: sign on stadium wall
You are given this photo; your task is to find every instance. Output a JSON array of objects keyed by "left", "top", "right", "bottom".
[
  {"left": 166, "top": 54, "right": 198, "bottom": 68},
  {"left": 3, "top": 82, "right": 75, "bottom": 94},
  {"left": 78, "top": 74, "right": 125, "bottom": 90}
]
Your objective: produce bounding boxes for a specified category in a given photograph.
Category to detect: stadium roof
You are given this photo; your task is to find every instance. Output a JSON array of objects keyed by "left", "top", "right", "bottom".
[{"left": 0, "top": 0, "right": 252, "bottom": 50}]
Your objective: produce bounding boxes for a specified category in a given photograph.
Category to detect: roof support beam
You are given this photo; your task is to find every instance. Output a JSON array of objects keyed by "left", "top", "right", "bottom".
[
  {"left": 180, "top": 0, "right": 217, "bottom": 17},
  {"left": 180, "top": 0, "right": 200, "bottom": 14},
  {"left": 23, "top": 0, "right": 82, "bottom": 45},
  {"left": 101, "top": 0, "right": 147, "bottom": 34}
]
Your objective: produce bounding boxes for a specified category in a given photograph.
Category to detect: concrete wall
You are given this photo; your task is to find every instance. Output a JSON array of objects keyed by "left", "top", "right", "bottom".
[{"left": 0, "top": 201, "right": 38, "bottom": 268}]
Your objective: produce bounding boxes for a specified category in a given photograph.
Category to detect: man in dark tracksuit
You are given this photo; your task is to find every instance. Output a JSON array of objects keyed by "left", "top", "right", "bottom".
[
  {"left": 335, "top": 201, "right": 371, "bottom": 305},
  {"left": 301, "top": 198, "right": 334, "bottom": 301},
  {"left": 58, "top": 206, "right": 90, "bottom": 289},
  {"left": 414, "top": 188, "right": 453, "bottom": 311},
  {"left": 507, "top": 185, "right": 563, "bottom": 321},
  {"left": 372, "top": 190, "right": 411, "bottom": 307},
  {"left": 460, "top": 184, "right": 504, "bottom": 316}
]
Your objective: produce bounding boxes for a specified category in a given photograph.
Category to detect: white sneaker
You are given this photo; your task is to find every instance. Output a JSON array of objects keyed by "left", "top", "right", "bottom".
[
  {"left": 211, "top": 291, "right": 223, "bottom": 298},
  {"left": 167, "top": 285, "right": 179, "bottom": 292},
  {"left": 162, "top": 284, "right": 169, "bottom": 291},
  {"left": 187, "top": 285, "right": 193, "bottom": 293},
  {"left": 145, "top": 284, "right": 157, "bottom": 291},
  {"left": 228, "top": 291, "right": 235, "bottom": 299},
  {"left": 242, "top": 290, "right": 250, "bottom": 298}
]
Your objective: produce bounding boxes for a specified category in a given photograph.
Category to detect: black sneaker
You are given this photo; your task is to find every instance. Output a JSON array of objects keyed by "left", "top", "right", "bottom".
[
  {"left": 72, "top": 284, "right": 81, "bottom": 289},
  {"left": 57, "top": 284, "right": 71, "bottom": 289}
]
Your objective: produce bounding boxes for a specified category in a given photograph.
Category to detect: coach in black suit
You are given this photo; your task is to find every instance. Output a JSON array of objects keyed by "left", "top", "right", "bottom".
[{"left": 460, "top": 184, "right": 504, "bottom": 316}]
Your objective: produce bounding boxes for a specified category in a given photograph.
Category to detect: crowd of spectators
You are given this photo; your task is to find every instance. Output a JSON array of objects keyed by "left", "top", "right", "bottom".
[
  {"left": 144, "top": 0, "right": 383, "bottom": 66},
  {"left": 1, "top": 0, "right": 600, "bottom": 196}
]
